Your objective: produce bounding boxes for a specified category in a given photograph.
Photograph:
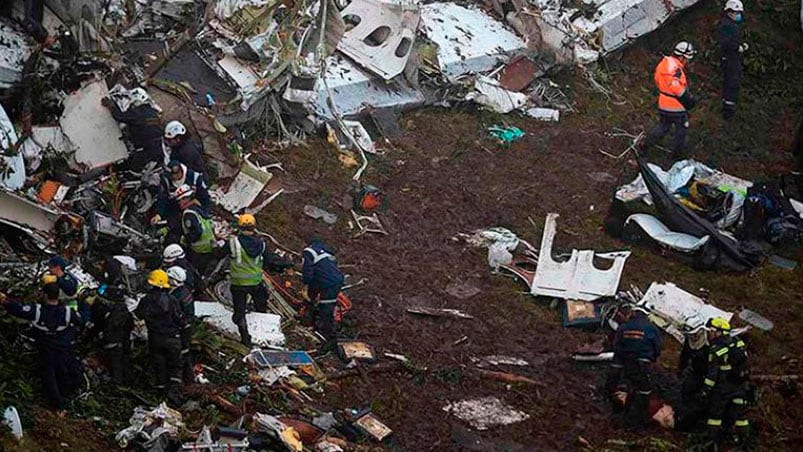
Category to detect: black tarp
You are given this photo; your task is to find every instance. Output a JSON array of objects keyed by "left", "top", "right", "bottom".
[{"left": 636, "top": 153, "right": 760, "bottom": 272}]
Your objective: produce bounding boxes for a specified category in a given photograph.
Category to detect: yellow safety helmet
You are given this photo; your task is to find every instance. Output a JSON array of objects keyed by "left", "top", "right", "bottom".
[
  {"left": 706, "top": 317, "right": 731, "bottom": 332},
  {"left": 42, "top": 273, "right": 58, "bottom": 285},
  {"left": 147, "top": 269, "right": 170, "bottom": 289},
  {"left": 238, "top": 213, "right": 256, "bottom": 229}
]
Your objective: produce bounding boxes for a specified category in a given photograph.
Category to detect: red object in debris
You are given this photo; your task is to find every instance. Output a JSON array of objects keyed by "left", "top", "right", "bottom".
[
  {"left": 500, "top": 55, "right": 538, "bottom": 92},
  {"left": 335, "top": 292, "right": 353, "bottom": 322}
]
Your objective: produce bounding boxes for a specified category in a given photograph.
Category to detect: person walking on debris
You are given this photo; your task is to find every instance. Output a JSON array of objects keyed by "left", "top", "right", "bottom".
[
  {"left": 167, "top": 266, "right": 196, "bottom": 383},
  {"left": 0, "top": 284, "right": 85, "bottom": 410},
  {"left": 700, "top": 318, "right": 752, "bottom": 448},
  {"left": 154, "top": 160, "right": 210, "bottom": 244},
  {"left": 718, "top": 0, "right": 747, "bottom": 121},
  {"left": 641, "top": 41, "right": 698, "bottom": 155},
  {"left": 88, "top": 257, "right": 134, "bottom": 386},
  {"left": 163, "top": 120, "right": 205, "bottom": 173},
  {"left": 163, "top": 243, "right": 203, "bottom": 295},
  {"left": 302, "top": 239, "right": 345, "bottom": 353},
  {"left": 675, "top": 319, "right": 710, "bottom": 432},
  {"left": 606, "top": 306, "right": 662, "bottom": 430},
  {"left": 135, "top": 270, "right": 184, "bottom": 404},
  {"left": 220, "top": 214, "right": 292, "bottom": 347},
  {"left": 175, "top": 184, "right": 216, "bottom": 277},
  {"left": 101, "top": 88, "right": 164, "bottom": 170}
]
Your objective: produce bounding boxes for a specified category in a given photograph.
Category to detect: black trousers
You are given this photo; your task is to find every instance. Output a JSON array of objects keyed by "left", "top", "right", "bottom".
[
  {"left": 676, "top": 368, "right": 708, "bottom": 431},
  {"left": 180, "top": 318, "right": 196, "bottom": 382},
  {"left": 721, "top": 57, "right": 742, "bottom": 120},
  {"left": 309, "top": 286, "right": 340, "bottom": 349},
  {"left": 188, "top": 250, "right": 214, "bottom": 278},
  {"left": 104, "top": 338, "right": 132, "bottom": 386},
  {"left": 607, "top": 357, "right": 653, "bottom": 429},
  {"left": 231, "top": 284, "right": 268, "bottom": 346},
  {"left": 644, "top": 111, "right": 689, "bottom": 154},
  {"left": 37, "top": 346, "right": 83, "bottom": 410},
  {"left": 148, "top": 332, "right": 182, "bottom": 391},
  {"left": 706, "top": 382, "right": 750, "bottom": 443}
]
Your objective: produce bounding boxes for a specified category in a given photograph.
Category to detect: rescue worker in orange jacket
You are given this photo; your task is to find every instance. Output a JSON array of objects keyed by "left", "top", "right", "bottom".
[{"left": 642, "top": 42, "right": 698, "bottom": 155}]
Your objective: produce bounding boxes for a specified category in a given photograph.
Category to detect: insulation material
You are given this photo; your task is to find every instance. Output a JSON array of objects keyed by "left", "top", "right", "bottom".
[
  {"left": 337, "top": 0, "right": 420, "bottom": 80},
  {"left": 195, "top": 301, "right": 286, "bottom": 346},
  {"left": 419, "top": 3, "right": 526, "bottom": 81},
  {"left": 466, "top": 76, "right": 529, "bottom": 113},
  {"left": 60, "top": 80, "right": 130, "bottom": 169},
  {"left": 0, "top": 189, "right": 60, "bottom": 236},
  {"left": 532, "top": 214, "right": 630, "bottom": 301},
  {"left": 0, "top": 21, "right": 31, "bottom": 89},
  {"left": 443, "top": 397, "right": 529, "bottom": 431},
  {"left": 625, "top": 213, "right": 710, "bottom": 252},
  {"left": 0, "top": 103, "right": 26, "bottom": 190},
  {"left": 638, "top": 282, "right": 732, "bottom": 342},
  {"left": 213, "top": 157, "right": 273, "bottom": 213}
]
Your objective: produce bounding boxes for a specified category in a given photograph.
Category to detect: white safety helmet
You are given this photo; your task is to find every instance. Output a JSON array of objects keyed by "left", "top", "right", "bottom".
[
  {"left": 167, "top": 266, "right": 187, "bottom": 288},
  {"left": 164, "top": 120, "right": 187, "bottom": 139},
  {"left": 163, "top": 244, "right": 185, "bottom": 263},
  {"left": 673, "top": 41, "right": 697, "bottom": 60},
  {"left": 173, "top": 184, "right": 194, "bottom": 201},
  {"left": 724, "top": 0, "right": 743, "bottom": 12},
  {"left": 130, "top": 87, "right": 150, "bottom": 107}
]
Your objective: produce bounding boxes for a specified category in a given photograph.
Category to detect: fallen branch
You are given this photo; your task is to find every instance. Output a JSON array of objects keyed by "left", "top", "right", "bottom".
[
  {"left": 476, "top": 369, "right": 544, "bottom": 386},
  {"left": 752, "top": 374, "right": 800, "bottom": 382}
]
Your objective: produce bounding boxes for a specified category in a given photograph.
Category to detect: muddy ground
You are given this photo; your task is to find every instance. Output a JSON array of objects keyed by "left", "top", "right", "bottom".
[{"left": 3, "top": 1, "right": 803, "bottom": 451}]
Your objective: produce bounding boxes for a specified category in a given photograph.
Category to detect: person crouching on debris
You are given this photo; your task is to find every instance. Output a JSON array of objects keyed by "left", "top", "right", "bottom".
[
  {"left": 641, "top": 41, "right": 698, "bottom": 155},
  {"left": 700, "top": 318, "right": 752, "bottom": 448},
  {"left": 163, "top": 243, "right": 203, "bottom": 295},
  {"left": 606, "top": 306, "right": 662, "bottom": 430},
  {"left": 674, "top": 318, "right": 710, "bottom": 432},
  {"left": 0, "top": 284, "right": 85, "bottom": 410},
  {"left": 101, "top": 88, "right": 165, "bottom": 170},
  {"left": 219, "top": 214, "right": 293, "bottom": 347},
  {"left": 135, "top": 270, "right": 185, "bottom": 405},
  {"left": 302, "top": 239, "right": 345, "bottom": 353},
  {"left": 163, "top": 121, "right": 205, "bottom": 174},
  {"left": 167, "top": 266, "right": 196, "bottom": 383},
  {"left": 175, "top": 184, "right": 216, "bottom": 277},
  {"left": 154, "top": 160, "right": 210, "bottom": 244},
  {"left": 88, "top": 257, "right": 134, "bottom": 386}
]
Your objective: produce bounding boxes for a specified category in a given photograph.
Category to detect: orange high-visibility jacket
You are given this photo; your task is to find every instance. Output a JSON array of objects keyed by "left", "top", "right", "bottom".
[{"left": 654, "top": 56, "right": 688, "bottom": 113}]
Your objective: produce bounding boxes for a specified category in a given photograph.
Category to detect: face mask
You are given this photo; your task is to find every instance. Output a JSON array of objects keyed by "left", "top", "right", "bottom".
[{"left": 734, "top": 13, "right": 743, "bottom": 23}]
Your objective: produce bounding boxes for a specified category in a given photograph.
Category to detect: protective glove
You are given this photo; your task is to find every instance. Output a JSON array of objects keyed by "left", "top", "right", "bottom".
[
  {"left": 150, "top": 214, "right": 163, "bottom": 226},
  {"left": 738, "top": 43, "right": 749, "bottom": 53}
]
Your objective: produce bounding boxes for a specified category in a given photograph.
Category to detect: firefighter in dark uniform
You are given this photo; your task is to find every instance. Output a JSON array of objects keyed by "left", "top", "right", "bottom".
[
  {"left": 163, "top": 243, "right": 203, "bottom": 295},
  {"left": 606, "top": 306, "right": 662, "bottom": 429},
  {"left": 135, "top": 270, "right": 185, "bottom": 404},
  {"left": 89, "top": 257, "right": 134, "bottom": 386},
  {"left": 47, "top": 255, "right": 78, "bottom": 303},
  {"left": 302, "top": 239, "right": 345, "bottom": 352},
  {"left": 718, "top": 1, "right": 748, "bottom": 120},
  {"left": 675, "top": 319, "right": 710, "bottom": 431},
  {"left": 167, "top": 266, "right": 195, "bottom": 383},
  {"left": 0, "top": 284, "right": 85, "bottom": 409},
  {"left": 101, "top": 88, "right": 164, "bottom": 170},
  {"left": 701, "top": 317, "right": 751, "bottom": 447},
  {"left": 175, "top": 184, "right": 216, "bottom": 277},
  {"left": 154, "top": 160, "right": 210, "bottom": 245},
  {"left": 163, "top": 120, "right": 205, "bottom": 173}
]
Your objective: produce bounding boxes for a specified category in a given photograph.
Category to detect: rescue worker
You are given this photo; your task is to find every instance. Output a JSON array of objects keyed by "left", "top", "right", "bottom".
[
  {"left": 302, "top": 239, "right": 345, "bottom": 353},
  {"left": 606, "top": 306, "right": 662, "bottom": 430},
  {"left": 675, "top": 319, "right": 710, "bottom": 432},
  {"left": 163, "top": 121, "right": 205, "bottom": 173},
  {"left": 153, "top": 160, "right": 210, "bottom": 244},
  {"left": 89, "top": 257, "right": 134, "bottom": 386},
  {"left": 642, "top": 41, "right": 698, "bottom": 155},
  {"left": 135, "top": 270, "right": 184, "bottom": 404},
  {"left": 174, "top": 184, "right": 216, "bottom": 278},
  {"left": 101, "top": 88, "right": 164, "bottom": 170},
  {"left": 0, "top": 284, "right": 84, "bottom": 410},
  {"left": 718, "top": 1, "right": 748, "bottom": 120},
  {"left": 163, "top": 243, "right": 202, "bottom": 294},
  {"left": 701, "top": 318, "right": 751, "bottom": 447},
  {"left": 167, "top": 266, "right": 195, "bottom": 383},
  {"left": 47, "top": 255, "right": 78, "bottom": 300}
]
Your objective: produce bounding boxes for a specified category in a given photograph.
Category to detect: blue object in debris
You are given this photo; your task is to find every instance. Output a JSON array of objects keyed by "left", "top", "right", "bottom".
[{"left": 488, "top": 125, "right": 524, "bottom": 144}]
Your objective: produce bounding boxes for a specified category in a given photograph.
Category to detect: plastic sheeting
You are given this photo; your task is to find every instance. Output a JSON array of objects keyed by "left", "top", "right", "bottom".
[{"left": 625, "top": 213, "right": 710, "bottom": 252}]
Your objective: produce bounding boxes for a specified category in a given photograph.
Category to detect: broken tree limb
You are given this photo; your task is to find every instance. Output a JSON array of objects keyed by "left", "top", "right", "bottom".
[
  {"left": 752, "top": 375, "right": 800, "bottom": 382},
  {"left": 476, "top": 369, "right": 544, "bottom": 386},
  {"left": 406, "top": 307, "right": 473, "bottom": 319}
]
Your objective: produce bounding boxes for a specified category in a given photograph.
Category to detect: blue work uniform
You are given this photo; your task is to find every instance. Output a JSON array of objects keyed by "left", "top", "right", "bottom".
[{"left": 302, "top": 240, "right": 345, "bottom": 349}]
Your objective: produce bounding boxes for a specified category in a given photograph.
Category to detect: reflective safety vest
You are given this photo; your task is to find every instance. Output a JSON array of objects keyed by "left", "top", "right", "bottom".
[
  {"left": 654, "top": 56, "right": 688, "bottom": 113},
  {"left": 183, "top": 208, "right": 215, "bottom": 254},
  {"left": 303, "top": 247, "right": 334, "bottom": 264},
  {"left": 32, "top": 304, "right": 72, "bottom": 333},
  {"left": 229, "top": 236, "right": 263, "bottom": 287}
]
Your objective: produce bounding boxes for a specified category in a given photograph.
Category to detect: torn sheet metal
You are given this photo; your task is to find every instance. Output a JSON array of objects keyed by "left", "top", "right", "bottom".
[
  {"left": 638, "top": 282, "right": 732, "bottom": 342},
  {"left": 0, "top": 103, "right": 26, "bottom": 191},
  {"left": 0, "top": 189, "right": 59, "bottom": 239},
  {"left": 60, "top": 80, "right": 130, "bottom": 169},
  {"left": 337, "top": 0, "right": 420, "bottom": 80},
  {"left": 195, "top": 301, "right": 285, "bottom": 346},
  {"left": 443, "top": 397, "right": 529, "bottom": 431},
  {"left": 212, "top": 156, "right": 274, "bottom": 214},
  {"left": 314, "top": 55, "right": 425, "bottom": 120},
  {"left": 0, "top": 21, "right": 32, "bottom": 89},
  {"left": 625, "top": 213, "right": 710, "bottom": 252},
  {"left": 532, "top": 214, "right": 630, "bottom": 301},
  {"left": 419, "top": 3, "right": 526, "bottom": 81},
  {"left": 466, "top": 76, "right": 529, "bottom": 114}
]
